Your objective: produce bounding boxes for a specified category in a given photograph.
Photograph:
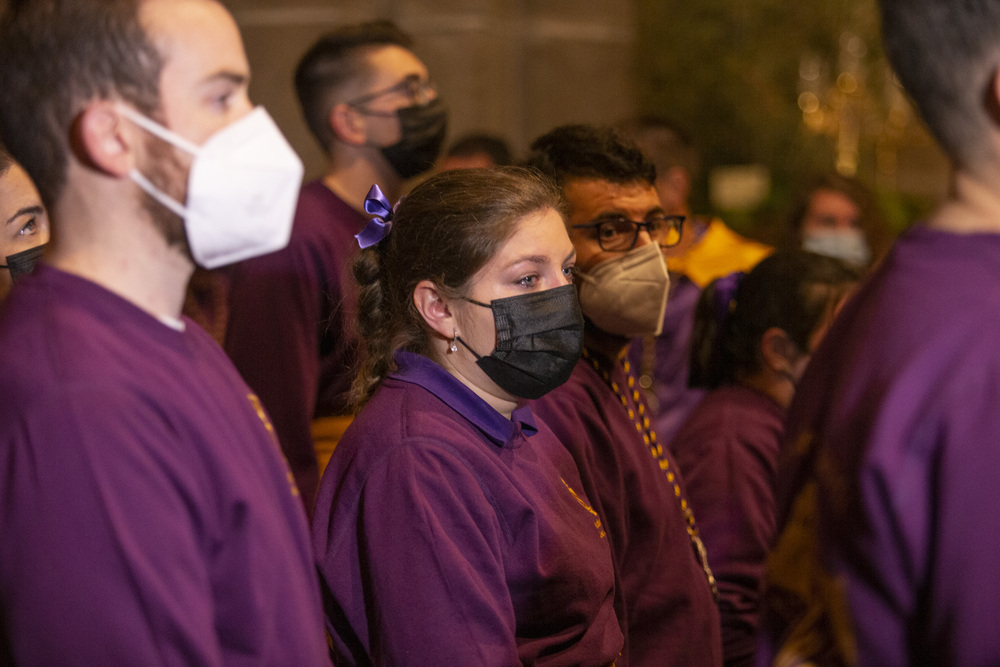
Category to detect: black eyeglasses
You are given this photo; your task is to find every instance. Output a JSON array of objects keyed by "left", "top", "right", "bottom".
[
  {"left": 347, "top": 75, "right": 437, "bottom": 109},
  {"left": 571, "top": 214, "right": 685, "bottom": 252}
]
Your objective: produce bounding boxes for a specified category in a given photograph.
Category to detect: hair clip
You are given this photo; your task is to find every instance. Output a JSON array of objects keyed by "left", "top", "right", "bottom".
[{"left": 355, "top": 184, "right": 397, "bottom": 249}]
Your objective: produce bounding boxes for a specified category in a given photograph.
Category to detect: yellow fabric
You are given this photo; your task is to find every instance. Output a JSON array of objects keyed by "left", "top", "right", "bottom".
[
  {"left": 666, "top": 218, "right": 773, "bottom": 287},
  {"left": 312, "top": 415, "right": 354, "bottom": 478}
]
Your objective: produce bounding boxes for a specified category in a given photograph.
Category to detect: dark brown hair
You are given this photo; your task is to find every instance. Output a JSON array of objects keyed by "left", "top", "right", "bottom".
[
  {"left": 690, "top": 250, "right": 860, "bottom": 389},
  {"left": 0, "top": 0, "right": 162, "bottom": 208},
  {"left": 351, "top": 166, "right": 564, "bottom": 409},
  {"left": 0, "top": 143, "right": 12, "bottom": 178},
  {"left": 525, "top": 124, "right": 656, "bottom": 188},
  {"left": 294, "top": 20, "right": 413, "bottom": 152}
]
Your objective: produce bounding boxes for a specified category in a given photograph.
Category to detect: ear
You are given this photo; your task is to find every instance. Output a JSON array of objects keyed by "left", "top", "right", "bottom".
[
  {"left": 413, "top": 279, "right": 457, "bottom": 340},
  {"left": 759, "top": 327, "right": 799, "bottom": 375},
  {"left": 329, "top": 102, "right": 367, "bottom": 146},
  {"left": 72, "top": 101, "right": 136, "bottom": 178}
]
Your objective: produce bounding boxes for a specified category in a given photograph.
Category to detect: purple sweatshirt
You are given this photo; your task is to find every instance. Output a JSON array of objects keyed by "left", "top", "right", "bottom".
[
  {"left": 533, "top": 355, "right": 722, "bottom": 666},
  {"left": 760, "top": 225, "right": 1000, "bottom": 666},
  {"left": 313, "top": 350, "right": 623, "bottom": 666},
  {"left": 225, "top": 180, "right": 367, "bottom": 511},
  {"left": 671, "top": 384, "right": 785, "bottom": 667},
  {"left": 0, "top": 265, "right": 329, "bottom": 665}
]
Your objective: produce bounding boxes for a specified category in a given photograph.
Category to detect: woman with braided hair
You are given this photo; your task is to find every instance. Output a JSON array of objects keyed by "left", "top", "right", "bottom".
[{"left": 312, "top": 167, "right": 623, "bottom": 665}]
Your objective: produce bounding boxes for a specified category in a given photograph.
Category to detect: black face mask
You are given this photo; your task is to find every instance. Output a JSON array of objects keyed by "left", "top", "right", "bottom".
[
  {"left": 456, "top": 284, "right": 584, "bottom": 400},
  {"left": 381, "top": 97, "right": 448, "bottom": 179},
  {"left": 0, "top": 243, "right": 46, "bottom": 283}
]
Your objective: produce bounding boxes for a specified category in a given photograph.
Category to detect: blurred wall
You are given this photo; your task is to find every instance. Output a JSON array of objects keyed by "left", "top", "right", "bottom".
[{"left": 228, "top": 0, "right": 638, "bottom": 179}]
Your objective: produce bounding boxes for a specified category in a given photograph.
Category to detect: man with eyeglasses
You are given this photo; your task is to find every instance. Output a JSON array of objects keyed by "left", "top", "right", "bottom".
[
  {"left": 526, "top": 124, "right": 722, "bottom": 667},
  {"left": 224, "top": 20, "right": 447, "bottom": 516}
]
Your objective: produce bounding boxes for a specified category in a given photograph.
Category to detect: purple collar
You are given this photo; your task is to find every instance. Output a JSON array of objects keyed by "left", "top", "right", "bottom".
[{"left": 389, "top": 350, "right": 538, "bottom": 447}]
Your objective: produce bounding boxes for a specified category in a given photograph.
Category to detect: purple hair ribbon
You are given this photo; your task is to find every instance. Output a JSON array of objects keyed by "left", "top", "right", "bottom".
[
  {"left": 713, "top": 271, "right": 746, "bottom": 326},
  {"left": 355, "top": 184, "right": 395, "bottom": 249}
]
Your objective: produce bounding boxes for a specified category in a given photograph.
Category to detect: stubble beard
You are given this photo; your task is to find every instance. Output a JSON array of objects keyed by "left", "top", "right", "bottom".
[{"left": 139, "top": 133, "right": 193, "bottom": 258}]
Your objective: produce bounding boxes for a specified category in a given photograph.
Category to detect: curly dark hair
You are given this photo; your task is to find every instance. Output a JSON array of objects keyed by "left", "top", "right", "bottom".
[{"left": 524, "top": 124, "right": 656, "bottom": 188}]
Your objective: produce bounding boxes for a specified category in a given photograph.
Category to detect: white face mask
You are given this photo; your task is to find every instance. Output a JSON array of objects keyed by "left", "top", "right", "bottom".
[
  {"left": 576, "top": 241, "right": 670, "bottom": 337},
  {"left": 118, "top": 105, "right": 304, "bottom": 269},
  {"left": 802, "top": 228, "right": 871, "bottom": 267}
]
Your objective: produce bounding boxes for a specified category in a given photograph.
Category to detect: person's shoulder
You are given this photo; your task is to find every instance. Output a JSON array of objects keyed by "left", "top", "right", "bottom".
[
  {"left": 337, "top": 379, "right": 492, "bottom": 469},
  {"left": 674, "top": 385, "right": 784, "bottom": 456}
]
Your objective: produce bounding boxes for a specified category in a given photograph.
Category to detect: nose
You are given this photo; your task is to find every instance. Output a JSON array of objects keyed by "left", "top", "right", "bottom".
[
  {"left": 414, "top": 81, "right": 437, "bottom": 105},
  {"left": 635, "top": 228, "right": 654, "bottom": 248}
]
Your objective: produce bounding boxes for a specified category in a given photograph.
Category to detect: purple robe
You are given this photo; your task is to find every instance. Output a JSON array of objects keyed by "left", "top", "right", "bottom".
[
  {"left": 670, "top": 385, "right": 785, "bottom": 667},
  {"left": 225, "top": 180, "right": 366, "bottom": 511},
  {"left": 533, "top": 356, "right": 722, "bottom": 666},
  {"left": 313, "top": 351, "right": 623, "bottom": 666},
  {"left": 0, "top": 266, "right": 329, "bottom": 665},
  {"left": 760, "top": 225, "right": 1000, "bottom": 666}
]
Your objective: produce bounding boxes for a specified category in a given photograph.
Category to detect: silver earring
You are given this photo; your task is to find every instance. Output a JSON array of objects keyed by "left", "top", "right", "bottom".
[{"left": 449, "top": 331, "right": 459, "bottom": 353}]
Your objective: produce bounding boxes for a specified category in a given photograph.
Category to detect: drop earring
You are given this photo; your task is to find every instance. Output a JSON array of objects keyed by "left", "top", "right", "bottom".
[{"left": 449, "top": 330, "right": 459, "bottom": 353}]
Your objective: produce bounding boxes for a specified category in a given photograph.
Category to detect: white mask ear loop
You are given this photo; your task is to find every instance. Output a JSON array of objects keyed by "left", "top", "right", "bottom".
[
  {"left": 115, "top": 104, "right": 201, "bottom": 155},
  {"left": 116, "top": 104, "right": 200, "bottom": 219}
]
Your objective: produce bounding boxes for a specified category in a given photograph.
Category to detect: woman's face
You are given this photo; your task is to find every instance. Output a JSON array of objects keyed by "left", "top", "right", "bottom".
[
  {"left": 0, "top": 162, "right": 49, "bottom": 298},
  {"left": 448, "top": 206, "right": 577, "bottom": 401}
]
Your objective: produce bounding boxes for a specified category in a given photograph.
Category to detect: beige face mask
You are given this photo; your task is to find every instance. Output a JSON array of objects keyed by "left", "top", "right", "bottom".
[{"left": 576, "top": 241, "right": 670, "bottom": 338}]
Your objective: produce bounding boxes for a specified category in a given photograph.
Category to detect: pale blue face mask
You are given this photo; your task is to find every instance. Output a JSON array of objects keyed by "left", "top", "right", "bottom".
[{"left": 802, "top": 228, "right": 871, "bottom": 267}]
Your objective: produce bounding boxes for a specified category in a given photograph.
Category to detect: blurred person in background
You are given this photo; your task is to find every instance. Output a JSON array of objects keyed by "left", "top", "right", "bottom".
[
  {"left": 670, "top": 251, "right": 858, "bottom": 667},
  {"left": 785, "top": 171, "right": 892, "bottom": 269},
  {"left": 224, "top": 20, "right": 447, "bottom": 515},
  {"left": 760, "top": 1, "right": 1000, "bottom": 664},
  {"left": 438, "top": 131, "right": 513, "bottom": 170}
]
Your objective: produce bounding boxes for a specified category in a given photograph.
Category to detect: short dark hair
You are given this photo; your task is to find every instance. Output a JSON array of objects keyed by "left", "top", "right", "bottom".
[
  {"left": 524, "top": 124, "right": 656, "bottom": 188},
  {"left": 879, "top": 0, "right": 1000, "bottom": 167},
  {"left": 616, "top": 115, "right": 700, "bottom": 181},
  {"left": 351, "top": 166, "right": 564, "bottom": 409},
  {"left": 0, "top": 0, "right": 162, "bottom": 208},
  {"left": 690, "top": 250, "right": 860, "bottom": 389},
  {"left": 445, "top": 133, "right": 513, "bottom": 166},
  {"left": 294, "top": 20, "right": 413, "bottom": 152}
]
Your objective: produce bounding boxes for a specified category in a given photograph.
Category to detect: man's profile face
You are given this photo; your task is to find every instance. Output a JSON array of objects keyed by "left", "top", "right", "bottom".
[
  {"left": 352, "top": 45, "right": 433, "bottom": 147},
  {"left": 132, "top": 0, "right": 251, "bottom": 248},
  {"left": 562, "top": 177, "right": 663, "bottom": 273},
  {"left": 139, "top": 0, "right": 252, "bottom": 159}
]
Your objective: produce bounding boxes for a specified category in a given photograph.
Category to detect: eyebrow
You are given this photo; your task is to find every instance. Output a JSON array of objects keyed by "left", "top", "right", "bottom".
[
  {"left": 506, "top": 248, "right": 577, "bottom": 270},
  {"left": 594, "top": 205, "right": 666, "bottom": 220},
  {"left": 199, "top": 70, "right": 249, "bottom": 88},
  {"left": 5, "top": 205, "right": 43, "bottom": 227}
]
